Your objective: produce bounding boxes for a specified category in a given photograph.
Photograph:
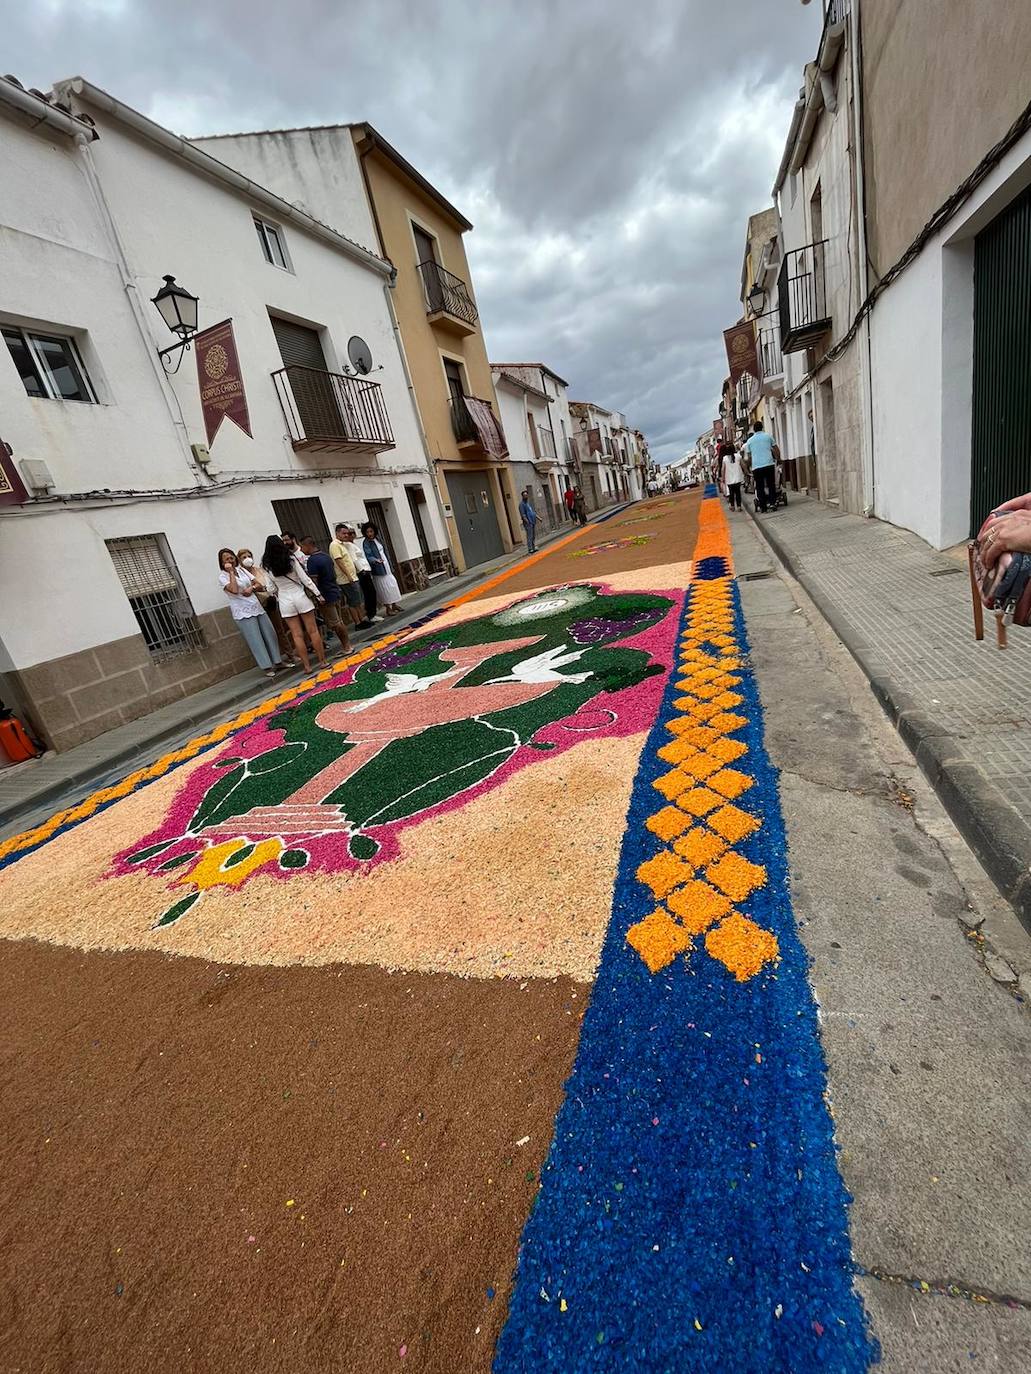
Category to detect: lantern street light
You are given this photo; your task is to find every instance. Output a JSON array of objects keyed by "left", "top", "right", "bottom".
[
  {"left": 151, "top": 275, "right": 200, "bottom": 368},
  {"left": 747, "top": 281, "right": 766, "bottom": 316}
]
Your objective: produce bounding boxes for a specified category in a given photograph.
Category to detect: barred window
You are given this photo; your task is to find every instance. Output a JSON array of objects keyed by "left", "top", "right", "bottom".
[{"left": 106, "top": 535, "right": 204, "bottom": 658}]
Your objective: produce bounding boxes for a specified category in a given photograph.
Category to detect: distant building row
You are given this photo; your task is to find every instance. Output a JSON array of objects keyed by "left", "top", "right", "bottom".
[
  {"left": 0, "top": 77, "right": 652, "bottom": 752},
  {"left": 709, "top": 0, "right": 1031, "bottom": 551}
]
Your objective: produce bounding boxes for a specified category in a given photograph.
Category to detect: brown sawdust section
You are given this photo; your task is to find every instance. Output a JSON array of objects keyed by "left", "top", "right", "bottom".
[
  {"left": 469, "top": 490, "right": 702, "bottom": 601},
  {"left": 0, "top": 940, "right": 585, "bottom": 1373}
]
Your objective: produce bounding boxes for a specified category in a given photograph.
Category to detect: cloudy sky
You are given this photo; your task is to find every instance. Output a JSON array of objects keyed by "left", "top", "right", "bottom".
[{"left": 9, "top": 0, "right": 821, "bottom": 465}]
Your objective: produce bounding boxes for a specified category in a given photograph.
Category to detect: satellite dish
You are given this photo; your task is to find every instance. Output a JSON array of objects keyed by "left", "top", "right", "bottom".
[{"left": 347, "top": 336, "right": 373, "bottom": 375}]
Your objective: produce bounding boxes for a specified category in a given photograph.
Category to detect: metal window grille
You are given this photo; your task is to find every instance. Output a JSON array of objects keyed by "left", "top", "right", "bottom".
[{"left": 106, "top": 535, "right": 204, "bottom": 658}]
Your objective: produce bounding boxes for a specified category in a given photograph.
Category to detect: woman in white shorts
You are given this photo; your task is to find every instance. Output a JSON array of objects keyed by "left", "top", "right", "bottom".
[{"left": 261, "top": 534, "right": 327, "bottom": 672}]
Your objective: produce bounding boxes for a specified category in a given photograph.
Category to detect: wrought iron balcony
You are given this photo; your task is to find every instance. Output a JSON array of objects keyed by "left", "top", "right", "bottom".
[
  {"left": 759, "top": 323, "right": 784, "bottom": 385},
  {"left": 272, "top": 365, "right": 395, "bottom": 454},
  {"left": 449, "top": 393, "right": 507, "bottom": 456},
  {"left": 537, "top": 425, "right": 557, "bottom": 461},
  {"left": 777, "top": 240, "right": 831, "bottom": 353},
  {"left": 418, "top": 260, "right": 478, "bottom": 335}
]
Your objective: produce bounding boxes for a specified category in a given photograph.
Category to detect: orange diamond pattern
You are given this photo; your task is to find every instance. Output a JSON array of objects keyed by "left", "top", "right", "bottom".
[{"left": 625, "top": 503, "right": 780, "bottom": 984}]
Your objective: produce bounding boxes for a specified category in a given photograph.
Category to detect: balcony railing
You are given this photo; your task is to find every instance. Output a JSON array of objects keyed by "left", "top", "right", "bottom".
[
  {"left": 449, "top": 393, "right": 506, "bottom": 455},
  {"left": 759, "top": 325, "right": 783, "bottom": 383},
  {"left": 418, "top": 260, "right": 478, "bottom": 331},
  {"left": 273, "top": 366, "right": 395, "bottom": 453},
  {"left": 777, "top": 240, "right": 831, "bottom": 353},
  {"left": 537, "top": 425, "right": 557, "bottom": 461},
  {"left": 826, "top": 0, "right": 851, "bottom": 26}
]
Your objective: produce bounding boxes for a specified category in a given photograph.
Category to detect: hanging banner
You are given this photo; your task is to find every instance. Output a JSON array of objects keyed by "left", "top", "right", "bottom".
[
  {"left": 587, "top": 427, "right": 603, "bottom": 455},
  {"left": 723, "top": 322, "right": 759, "bottom": 385},
  {"left": 195, "top": 319, "right": 252, "bottom": 446},
  {"left": 0, "top": 438, "right": 29, "bottom": 507}
]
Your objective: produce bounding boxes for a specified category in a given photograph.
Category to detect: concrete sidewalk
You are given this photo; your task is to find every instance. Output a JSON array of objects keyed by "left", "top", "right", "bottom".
[
  {"left": 746, "top": 494, "right": 1031, "bottom": 933},
  {"left": 0, "top": 508, "right": 628, "bottom": 842}
]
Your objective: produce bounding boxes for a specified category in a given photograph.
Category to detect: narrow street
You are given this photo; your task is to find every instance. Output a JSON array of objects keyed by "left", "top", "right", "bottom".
[{"left": 1, "top": 487, "right": 1026, "bottom": 1372}]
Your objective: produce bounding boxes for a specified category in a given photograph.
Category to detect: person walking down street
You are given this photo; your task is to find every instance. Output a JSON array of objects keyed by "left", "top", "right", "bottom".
[
  {"left": 300, "top": 535, "right": 350, "bottom": 655},
  {"left": 573, "top": 485, "right": 588, "bottom": 527},
  {"left": 330, "top": 523, "right": 368, "bottom": 629},
  {"left": 218, "top": 549, "right": 285, "bottom": 679},
  {"left": 720, "top": 444, "right": 744, "bottom": 511},
  {"left": 261, "top": 534, "right": 326, "bottom": 673},
  {"left": 237, "top": 546, "right": 297, "bottom": 666},
  {"left": 745, "top": 421, "right": 779, "bottom": 514},
  {"left": 519, "top": 488, "right": 539, "bottom": 554},
  {"left": 564, "top": 484, "right": 577, "bottom": 522},
  {"left": 340, "top": 524, "right": 380, "bottom": 626},
  {"left": 362, "top": 522, "right": 403, "bottom": 616}
]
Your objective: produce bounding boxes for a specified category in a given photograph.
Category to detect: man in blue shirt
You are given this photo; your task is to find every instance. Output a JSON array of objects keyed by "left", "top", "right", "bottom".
[
  {"left": 744, "top": 421, "right": 780, "bottom": 513},
  {"left": 519, "top": 488, "right": 539, "bottom": 554},
  {"left": 300, "top": 535, "right": 350, "bottom": 652}
]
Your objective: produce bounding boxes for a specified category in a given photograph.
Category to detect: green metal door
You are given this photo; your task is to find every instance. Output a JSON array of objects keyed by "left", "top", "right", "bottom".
[{"left": 971, "top": 182, "right": 1031, "bottom": 533}]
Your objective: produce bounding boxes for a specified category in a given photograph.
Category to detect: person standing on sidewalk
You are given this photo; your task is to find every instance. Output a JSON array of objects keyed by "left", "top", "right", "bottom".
[
  {"left": 564, "top": 483, "right": 576, "bottom": 521},
  {"left": 339, "top": 524, "right": 381, "bottom": 626},
  {"left": 261, "top": 534, "right": 326, "bottom": 673},
  {"left": 237, "top": 546, "right": 297, "bottom": 666},
  {"left": 362, "top": 522, "right": 403, "bottom": 617},
  {"left": 300, "top": 535, "right": 350, "bottom": 655},
  {"left": 720, "top": 444, "right": 744, "bottom": 511},
  {"left": 217, "top": 549, "right": 285, "bottom": 679},
  {"left": 519, "top": 488, "right": 539, "bottom": 554},
  {"left": 745, "top": 421, "right": 779, "bottom": 513},
  {"left": 573, "top": 485, "right": 588, "bottom": 527},
  {"left": 329, "top": 524, "right": 368, "bottom": 630}
]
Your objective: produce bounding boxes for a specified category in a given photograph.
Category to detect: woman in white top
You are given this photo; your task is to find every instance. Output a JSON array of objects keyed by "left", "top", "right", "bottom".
[
  {"left": 720, "top": 445, "right": 744, "bottom": 511},
  {"left": 261, "top": 534, "right": 327, "bottom": 673},
  {"left": 361, "top": 521, "right": 403, "bottom": 616},
  {"left": 218, "top": 549, "right": 285, "bottom": 678}
]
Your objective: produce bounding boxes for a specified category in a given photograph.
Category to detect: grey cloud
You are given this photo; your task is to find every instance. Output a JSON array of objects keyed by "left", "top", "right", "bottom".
[{"left": 5, "top": 0, "right": 821, "bottom": 461}]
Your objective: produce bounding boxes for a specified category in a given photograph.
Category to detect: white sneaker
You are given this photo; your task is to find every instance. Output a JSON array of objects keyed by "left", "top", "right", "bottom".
[{"left": 370, "top": 615, "right": 384, "bottom": 623}]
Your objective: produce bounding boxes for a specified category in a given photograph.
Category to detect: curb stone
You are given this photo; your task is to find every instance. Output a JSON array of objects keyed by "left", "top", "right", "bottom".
[{"left": 748, "top": 508, "right": 1031, "bottom": 937}]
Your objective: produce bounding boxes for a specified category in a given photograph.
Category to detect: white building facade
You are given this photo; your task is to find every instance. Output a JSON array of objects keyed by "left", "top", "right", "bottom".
[
  {"left": 0, "top": 77, "right": 448, "bottom": 752},
  {"left": 768, "top": 2, "right": 869, "bottom": 514}
]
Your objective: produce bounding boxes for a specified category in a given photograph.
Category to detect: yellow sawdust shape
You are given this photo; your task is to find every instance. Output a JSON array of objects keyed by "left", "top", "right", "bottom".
[
  {"left": 637, "top": 850, "right": 696, "bottom": 899},
  {"left": 707, "top": 803, "right": 761, "bottom": 844},
  {"left": 626, "top": 908, "right": 693, "bottom": 973},
  {"left": 646, "top": 806, "right": 695, "bottom": 842},
  {"left": 705, "top": 851, "right": 767, "bottom": 903},
  {"left": 705, "top": 913, "right": 780, "bottom": 982},
  {"left": 673, "top": 826, "right": 727, "bottom": 868},
  {"left": 666, "top": 880, "right": 732, "bottom": 933}
]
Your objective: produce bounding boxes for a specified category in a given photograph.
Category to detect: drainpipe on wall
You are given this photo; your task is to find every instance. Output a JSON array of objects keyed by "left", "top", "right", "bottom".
[
  {"left": 380, "top": 274, "right": 462, "bottom": 572},
  {"left": 849, "top": 0, "right": 877, "bottom": 517},
  {"left": 72, "top": 133, "right": 207, "bottom": 487}
]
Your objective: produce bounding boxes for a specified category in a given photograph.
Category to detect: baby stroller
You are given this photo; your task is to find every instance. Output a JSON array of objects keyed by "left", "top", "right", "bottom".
[{"left": 752, "top": 461, "right": 788, "bottom": 513}]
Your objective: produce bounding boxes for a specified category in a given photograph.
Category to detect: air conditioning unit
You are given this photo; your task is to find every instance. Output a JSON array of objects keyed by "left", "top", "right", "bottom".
[{"left": 19, "top": 459, "right": 55, "bottom": 495}]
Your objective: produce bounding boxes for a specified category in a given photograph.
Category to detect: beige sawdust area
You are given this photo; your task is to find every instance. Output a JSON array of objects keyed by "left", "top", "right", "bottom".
[{"left": 0, "top": 733, "right": 644, "bottom": 981}]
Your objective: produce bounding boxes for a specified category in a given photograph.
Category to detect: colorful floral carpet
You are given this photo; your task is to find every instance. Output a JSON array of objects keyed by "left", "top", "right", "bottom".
[{"left": 0, "top": 490, "right": 875, "bottom": 1372}]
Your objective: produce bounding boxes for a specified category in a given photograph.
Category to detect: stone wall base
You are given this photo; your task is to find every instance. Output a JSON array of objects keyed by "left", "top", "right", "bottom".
[{"left": 9, "top": 607, "right": 254, "bottom": 753}]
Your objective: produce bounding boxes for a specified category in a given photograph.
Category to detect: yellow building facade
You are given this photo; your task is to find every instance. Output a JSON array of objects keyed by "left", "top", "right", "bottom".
[{"left": 352, "top": 126, "right": 515, "bottom": 572}]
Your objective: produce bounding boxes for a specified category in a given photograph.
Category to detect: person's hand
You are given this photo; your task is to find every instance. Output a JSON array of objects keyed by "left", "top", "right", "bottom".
[
  {"left": 982, "top": 510, "right": 1031, "bottom": 567},
  {"left": 991, "top": 491, "right": 1031, "bottom": 516}
]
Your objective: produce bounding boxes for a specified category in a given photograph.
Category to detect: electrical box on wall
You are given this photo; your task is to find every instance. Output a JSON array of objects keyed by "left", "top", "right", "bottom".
[
  {"left": 19, "top": 459, "right": 54, "bottom": 494},
  {"left": 191, "top": 443, "right": 211, "bottom": 466}
]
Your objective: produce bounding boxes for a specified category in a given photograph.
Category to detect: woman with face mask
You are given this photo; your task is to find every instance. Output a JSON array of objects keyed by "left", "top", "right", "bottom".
[
  {"left": 237, "top": 547, "right": 297, "bottom": 666},
  {"left": 218, "top": 548, "right": 286, "bottom": 678}
]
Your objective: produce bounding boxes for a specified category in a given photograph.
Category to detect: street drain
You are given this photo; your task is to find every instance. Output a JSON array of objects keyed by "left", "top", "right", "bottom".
[
  {"left": 740, "top": 570, "right": 774, "bottom": 582},
  {"left": 928, "top": 567, "right": 964, "bottom": 577}
]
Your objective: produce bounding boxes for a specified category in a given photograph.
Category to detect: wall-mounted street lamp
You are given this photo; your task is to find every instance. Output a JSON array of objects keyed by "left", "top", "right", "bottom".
[
  {"left": 747, "top": 282, "right": 766, "bottom": 315},
  {"left": 151, "top": 275, "right": 199, "bottom": 369},
  {"left": 579, "top": 416, "right": 588, "bottom": 432}
]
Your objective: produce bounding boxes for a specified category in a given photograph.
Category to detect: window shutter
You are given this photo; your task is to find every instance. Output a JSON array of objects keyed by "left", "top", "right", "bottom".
[
  {"left": 107, "top": 537, "right": 178, "bottom": 596},
  {"left": 271, "top": 318, "right": 327, "bottom": 370}
]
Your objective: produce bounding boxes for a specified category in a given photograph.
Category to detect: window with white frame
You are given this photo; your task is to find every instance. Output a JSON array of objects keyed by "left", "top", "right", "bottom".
[
  {"left": 254, "top": 216, "right": 291, "bottom": 270},
  {"left": 2, "top": 326, "right": 96, "bottom": 402},
  {"left": 106, "top": 535, "right": 204, "bottom": 658}
]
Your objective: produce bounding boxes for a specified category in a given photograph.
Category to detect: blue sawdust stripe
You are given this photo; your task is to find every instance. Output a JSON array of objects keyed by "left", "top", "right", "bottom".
[{"left": 494, "top": 504, "right": 876, "bottom": 1371}]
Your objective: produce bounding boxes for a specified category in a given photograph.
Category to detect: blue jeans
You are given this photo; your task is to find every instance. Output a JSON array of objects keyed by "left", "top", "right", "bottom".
[
  {"left": 525, "top": 524, "right": 537, "bottom": 553},
  {"left": 237, "top": 611, "right": 280, "bottom": 670}
]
